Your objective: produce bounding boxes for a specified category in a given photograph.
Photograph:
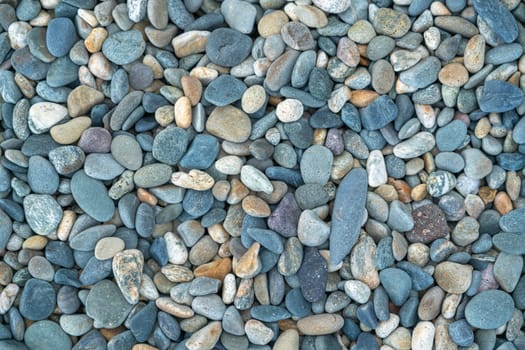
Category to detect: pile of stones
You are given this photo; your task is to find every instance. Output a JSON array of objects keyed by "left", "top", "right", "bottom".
[{"left": 0, "top": 0, "right": 525, "bottom": 349}]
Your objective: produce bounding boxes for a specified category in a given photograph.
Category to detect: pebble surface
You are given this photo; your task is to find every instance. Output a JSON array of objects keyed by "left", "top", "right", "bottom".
[{"left": 0, "top": 0, "right": 524, "bottom": 349}]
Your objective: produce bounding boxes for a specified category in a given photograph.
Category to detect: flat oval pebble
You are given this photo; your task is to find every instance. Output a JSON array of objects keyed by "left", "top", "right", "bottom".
[
  {"left": 479, "top": 80, "right": 524, "bottom": 113},
  {"left": 25, "top": 320, "right": 72, "bottom": 350},
  {"left": 206, "top": 28, "right": 252, "bottom": 67},
  {"left": 465, "top": 289, "right": 515, "bottom": 329},
  {"left": 20, "top": 279, "right": 56, "bottom": 320},
  {"left": 46, "top": 17, "right": 77, "bottom": 57},
  {"left": 71, "top": 170, "right": 115, "bottom": 222}
]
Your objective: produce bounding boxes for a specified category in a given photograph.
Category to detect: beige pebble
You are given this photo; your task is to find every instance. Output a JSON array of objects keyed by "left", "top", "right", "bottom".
[
  {"left": 215, "top": 155, "right": 244, "bottom": 175},
  {"left": 328, "top": 86, "right": 351, "bottom": 113},
  {"left": 242, "top": 195, "right": 271, "bottom": 217},
  {"left": 207, "top": 224, "right": 229, "bottom": 244},
  {"left": 67, "top": 86, "right": 104, "bottom": 118},
  {"left": 273, "top": 329, "right": 299, "bottom": 350},
  {"left": 171, "top": 31, "right": 210, "bottom": 57},
  {"left": 241, "top": 85, "right": 267, "bottom": 114},
  {"left": 84, "top": 27, "right": 108, "bottom": 53},
  {"left": 415, "top": 104, "right": 436, "bottom": 129},
  {"left": 174, "top": 96, "right": 192, "bottom": 129},
  {"left": 258, "top": 10, "right": 289, "bottom": 37},
  {"left": 154, "top": 105, "right": 175, "bottom": 127},
  {"left": 212, "top": 180, "right": 231, "bottom": 201},
  {"left": 441, "top": 293, "right": 462, "bottom": 319},
  {"left": 22, "top": 236, "right": 48, "bottom": 250},
  {"left": 181, "top": 76, "right": 202, "bottom": 106},
  {"left": 293, "top": 4, "right": 327, "bottom": 28},
  {"left": 132, "top": 344, "right": 158, "bottom": 350},
  {"left": 226, "top": 178, "right": 249, "bottom": 205},
  {"left": 464, "top": 34, "right": 485, "bottom": 73},
  {"left": 171, "top": 169, "right": 215, "bottom": 191},
  {"left": 155, "top": 297, "right": 194, "bottom": 318},
  {"left": 143, "top": 55, "right": 164, "bottom": 79},
  {"left": 50, "top": 117, "right": 92, "bottom": 144},
  {"left": 349, "top": 90, "right": 379, "bottom": 108},
  {"left": 190, "top": 67, "right": 218, "bottom": 85},
  {"left": 234, "top": 242, "right": 261, "bottom": 278},
  {"left": 14, "top": 73, "right": 35, "bottom": 99},
  {"left": 257, "top": 180, "right": 288, "bottom": 204},
  {"left": 407, "top": 243, "right": 429, "bottom": 266},
  {"left": 412, "top": 321, "right": 435, "bottom": 350},
  {"left": 418, "top": 286, "right": 445, "bottom": 321},
  {"left": 430, "top": 1, "right": 451, "bottom": 15},
  {"left": 137, "top": 188, "right": 157, "bottom": 206},
  {"left": 434, "top": 261, "right": 473, "bottom": 294},
  {"left": 185, "top": 321, "right": 222, "bottom": 350},
  {"left": 384, "top": 327, "right": 411, "bottom": 350},
  {"left": 296, "top": 314, "right": 344, "bottom": 335},
  {"left": 30, "top": 11, "right": 52, "bottom": 26},
  {"left": 78, "top": 66, "right": 97, "bottom": 88},
  {"left": 57, "top": 210, "right": 76, "bottom": 241},
  {"left": 438, "top": 63, "right": 469, "bottom": 87},
  {"left": 194, "top": 258, "right": 232, "bottom": 281},
  {"left": 161, "top": 264, "right": 194, "bottom": 283},
  {"left": 95, "top": 237, "right": 125, "bottom": 260},
  {"left": 88, "top": 52, "right": 113, "bottom": 80},
  {"left": 506, "top": 171, "right": 521, "bottom": 200},
  {"left": 434, "top": 316, "right": 457, "bottom": 350}
]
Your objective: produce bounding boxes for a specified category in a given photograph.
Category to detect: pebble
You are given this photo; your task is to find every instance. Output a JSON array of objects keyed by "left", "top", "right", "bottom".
[
  {"left": 372, "top": 8, "right": 411, "bottom": 38},
  {"left": 102, "top": 30, "right": 146, "bottom": 65},
  {"left": 330, "top": 168, "right": 367, "bottom": 265},
  {"left": 472, "top": 0, "right": 518, "bottom": 43},
  {"left": 71, "top": 170, "right": 115, "bottom": 222},
  {"left": 23, "top": 194, "right": 62, "bottom": 235},
  {"left": 206, "top": 28, "right": 252, "bottom": 67},
  {"left": 465, "top": 289, "right": 515, "bottom": 329},
  {"left": 46, "top": 17, "right": 77, "bottom": 57},
  {"left": 479, "top": 80, "right": 524, "bottom": 113},
  {"left": 24, "top": 320, "right": 72, "bottom": 350},
  {"left": 19, "top": 279, "right": 56, "bottom": 320},
  {"left": 297, "top": 314, "right": 344, "bottom": 335},
  {"left": 435, "top": 262, "right": 473, "bottom": 294}
]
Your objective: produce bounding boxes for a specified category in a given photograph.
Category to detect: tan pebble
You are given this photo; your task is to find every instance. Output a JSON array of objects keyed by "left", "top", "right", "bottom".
[
  {"left": 50, "top": 117, "right": 92, "bottom": 144},
  {"left": 464, "top": 194, "right": 485, "bottom": 218},
  {"left": 258, "top": 10, "right": 289, "bottom": 37},
  {"left": 206, "top": 105, "right": 252, "bottom": 143},
  {"left": 143, "top": 55, "right": 164, "bottom": 79},
  {"left": 328, "top": 86, "right": 351, "bottom": 113},
  {"left": 384, "top": 327, "right": 411, "bottom": 350},
  {"left": 479, "top": 186, "right": 497, "bottom": 204},
  {"left": 132, "top": 344, "right": 158, "bottom": 350},
  {"left": 273, "top": 329, "right": 300, "bottom": 350},
  {"left": 312, "top": 128, "right": 326, "bottom": 145},
  {"left": 494, "top": 191, "right": 513, "bottom": 215},
  {"left": 418, "top": 286, "right": 445, "bottom": 321},
  {"left": 154, "top": 105, "right": 174, "bottom": 127},
  {"left": 171, "top": 31, "right": 210, "bottom": 57},
  {"left": 434, "top": 261, "right": 473, "bottom": 294},
  {"left": 294, "top": 4, "right": 327, "bottom": 28},
  {"left": 88, "top": 52, "right": 113, "bottom": 80},
  {"left": 84, "top": 27, "right": 108, "bottom": 53},
  {"left": 194, "top": 258, "right": 232, "bottom": 281},
  {"left": 464, "top": 34, "right": 485, "bottom": 73},
  {"left": 185, "top": 321, "right": 222, "bottom": 350},
  {"left": 22, "top": 236, "right": 48, "bottom": 250},
  {"left": 349, "top": 90, "right": 379, "bottom": 107},
  {"left": 407, "top": 243, "right": 429, "bottom": 266},
  {"left": 77, "top": 9, "right": 98, "bottom": 27},
  {"left": 145, "top": 25, "right": 178, "bottom": 48},
  {"left": 392, "top": 231, "right": 408, "bottom": 261},
  {"left": 506, "top": 171, "right": 521, "bottom": 200},
  {"left": 215, "top": 156, "right": 244, "bottom": 175},
  {"left": 296, "top": 314, "right": 344, "bottom": 335},
  {"left": 258, "top": 181, "right": 288, "bottom": 204},
  {"left": 99, "top": 327, "right": 126, "bottom": 341},
  {"left": 411, "top": 184, "right": 427, "bottom": 201},
  {"left": 30, "top": 11, "right": 52, "bottom": 26},
  {"left": 331, "top": 152, "right": 354, "bottom": 181},
  {"left": 137, "top": 188, "right": 158, "bottom": 205},
  {"left": 434, "top": 316, "right": 457, "bottom": 350},
  {"left": 14, "top": 73, "right": 35, "bottom": 99},
  {"left": 155, "top": 297, "right": 194, "bottom": 318},
  {"left": 412, "top": 321, "right": 435, "bottom": 350},
  {"left": 190, "top": 67, "right": 218, "bottom": 85},
  {"left": 242, "top": 195, "right": 271, "bottom": 218},
  {"left": 212, "top": 180, "right": 231, "bottom": 201},
  {"left": 374, "top": 184, "right": 398, "bottom": 201},
  {"left": 57, "top": 210, "right": 76, "bottom": 241},
  {"left": 161, "top": 264, "right": 193, "bottom": 282},
  {"left": 474, "top": 117, "right": 491, "bottom": 138},
  {"left": 430, "top": 1, "right": 451, "bottom": 15},
  {"left": 276, "top": 99, "right": 303, "bottom": 123},
  {"left": 438, "top": 63, "right": 469, "bottom": 87},
  {"left": 395, "top": 77, "right": 419, "bottom": 94},
  {"left": 253, "top": 58, "right": 272, "bottom": 77},
  {"left": 171, "top": 169, "right": 214, "bottom": 191},
  {"left": 350, "top": 235, "right": 380, "bottom": 289},
  {"left": 181, "top": 76, "right": 202, "bottom": 106},
  {"left": 226, "top": 178, "right": 249, "bottom": 205},
  {"left": 241, "top": 85, "right": 267, "bottom": 114},
  {"left": 174, "top": 96, "right": 192, "bottom": 129},
  {"left": 208, "top": 224, "right": 229, "bottom": 244},
  {"left": 95, "top": 237, "right": 125, "bottom": 260},
  {"left": 441, "top": 293, "right": 462, "bottom": 319},
  {"left": 415, "top": 104, "right": 436, "bottom": 129},
  {"left": 235, "top": 242, "right": 261, "bottom": 278}
]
